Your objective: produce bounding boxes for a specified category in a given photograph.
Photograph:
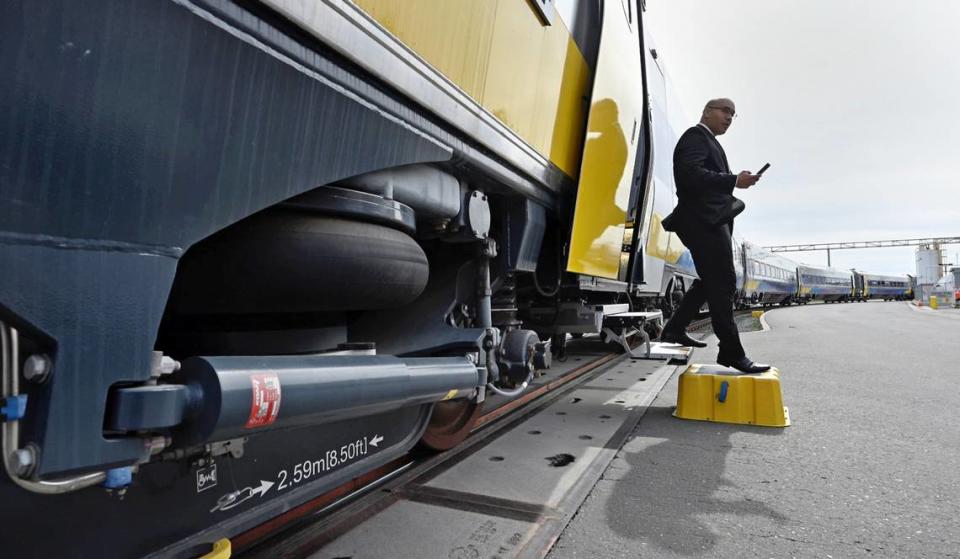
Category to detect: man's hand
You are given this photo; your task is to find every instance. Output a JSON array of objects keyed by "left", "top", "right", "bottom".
[{"left": 735, "top": 171, "right": 760, "bottom": 189}]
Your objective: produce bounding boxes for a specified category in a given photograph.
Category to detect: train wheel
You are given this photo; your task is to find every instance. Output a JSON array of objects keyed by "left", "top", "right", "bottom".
[{"left": 418, "top": 399, "right": 483, "bottom": 451}]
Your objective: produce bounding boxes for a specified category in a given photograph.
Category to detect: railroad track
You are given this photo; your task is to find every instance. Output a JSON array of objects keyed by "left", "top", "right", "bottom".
[
  {"left": 233, "top": 342, "right": 633, "bottom": 557},
  {"left": 232, "top": 309, "right": 766, "bottom": 556}
]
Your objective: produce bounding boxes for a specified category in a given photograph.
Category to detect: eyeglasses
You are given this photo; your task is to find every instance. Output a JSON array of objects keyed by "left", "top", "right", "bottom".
[{"left": 708, "top": 106, "right": 737, "bottom": 118}]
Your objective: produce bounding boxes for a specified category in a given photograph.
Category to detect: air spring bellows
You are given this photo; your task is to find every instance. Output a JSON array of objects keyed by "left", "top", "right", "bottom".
[
  {"left": 168, "top": 354, "right": 481, "bottom": 446},
  {"left": 168, "top": 212, "right": 428, "bottom": 315}
]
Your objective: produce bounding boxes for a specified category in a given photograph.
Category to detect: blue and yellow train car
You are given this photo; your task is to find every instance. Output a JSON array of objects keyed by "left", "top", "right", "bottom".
[
  {"left": 797, "top": 264, "right": 854, "bottom": 303},
  {"left": 0, "top": 1, "right": 695, "bottom": 555},
  {"left": 859, "top": 272, "right": 912, "bottom": 301},
  {"left": 741, "top": 242, "right": 799, "bottom": 306}
]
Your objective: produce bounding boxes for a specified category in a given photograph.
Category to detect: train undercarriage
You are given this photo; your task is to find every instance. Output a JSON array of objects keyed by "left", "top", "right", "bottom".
[{"left": 0, "top": 0, "right": 690, "bottom": 556}]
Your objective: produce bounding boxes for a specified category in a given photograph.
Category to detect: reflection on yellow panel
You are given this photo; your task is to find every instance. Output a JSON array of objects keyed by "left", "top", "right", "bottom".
[
  {"left": 567, "top": 6, "right": 643, "bottom": 279},
  {"left": 352, "top": 0, "right": 590, "bottom": 177},
  {"left": 665, "top": 232, "right": 687, "bottom": 265},
  {"left": 646, "top": 213, "right": 671, "bottom": 262},
  {"left": 567, "top": 98, "right": 629, "bottom": 278},
  {"left": 646, "top": 213, "right": 688, "bottom": 266}
]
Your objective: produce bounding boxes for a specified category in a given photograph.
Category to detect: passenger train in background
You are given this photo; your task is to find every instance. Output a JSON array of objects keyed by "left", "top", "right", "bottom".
[
  {"left": 0, "top": 1, "right": 911, "bottom": 556},
  {"left": 734, "top": 242, "right": 914, "bottom": 306}
]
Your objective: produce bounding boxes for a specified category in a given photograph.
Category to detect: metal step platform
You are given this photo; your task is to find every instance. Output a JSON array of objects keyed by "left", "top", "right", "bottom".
[{"left": 600, "top": 311, "right": 694, "bottom": 364}]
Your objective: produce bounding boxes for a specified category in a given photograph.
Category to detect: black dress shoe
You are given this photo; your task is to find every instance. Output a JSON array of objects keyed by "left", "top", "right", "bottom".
[
  {"left": 717, "top": 356, "right": 771, "bottom": 374},
  {"left": 659, "top": 331, "right": 707, "bottom": 348}
]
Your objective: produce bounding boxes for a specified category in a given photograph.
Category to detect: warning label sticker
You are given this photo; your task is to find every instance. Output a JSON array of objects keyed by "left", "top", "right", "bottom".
[{"left": 246, "top": 373, "right": 282, "bottom": 429}]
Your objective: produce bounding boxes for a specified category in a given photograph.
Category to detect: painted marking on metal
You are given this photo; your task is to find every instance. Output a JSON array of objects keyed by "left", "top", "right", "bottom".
[
  {"left": 210, "top": 480, "right": 276, "bottom": 513},
  {"left": 274, "top": 435, "right": 378, "bottom": 492}
]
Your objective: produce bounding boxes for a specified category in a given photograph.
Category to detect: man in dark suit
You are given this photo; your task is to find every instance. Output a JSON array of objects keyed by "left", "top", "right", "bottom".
[{"left": 660, "top": 98, "right": 770, "bottom": 374}]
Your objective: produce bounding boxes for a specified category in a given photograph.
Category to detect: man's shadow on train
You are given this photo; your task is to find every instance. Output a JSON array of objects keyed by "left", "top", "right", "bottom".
[{"left": 604, "top": 404, "right": 788, "bottom": 556}]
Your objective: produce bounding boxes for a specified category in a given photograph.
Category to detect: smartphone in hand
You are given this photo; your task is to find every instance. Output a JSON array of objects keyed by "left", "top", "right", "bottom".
[{"left": 756, "top": 163, "right": 771, "bottom": 176}]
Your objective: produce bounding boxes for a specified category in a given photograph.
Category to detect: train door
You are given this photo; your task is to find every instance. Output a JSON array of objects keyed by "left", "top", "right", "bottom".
[
  {"left": 636, "top": 28, "right": 675, "bottom": 296},
  {"left": 566, "top": 0, "right": 646, "bottom": 281}
]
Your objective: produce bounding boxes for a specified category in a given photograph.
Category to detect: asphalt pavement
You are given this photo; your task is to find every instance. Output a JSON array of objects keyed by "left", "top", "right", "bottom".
[{"left": 548, "top": 301, "right": 960, "bottom": 558}]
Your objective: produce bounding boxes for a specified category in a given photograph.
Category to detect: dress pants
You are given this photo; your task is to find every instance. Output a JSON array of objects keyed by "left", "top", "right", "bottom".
[{"left": 662, "top": 220, "right": 745, "bottom": 361}]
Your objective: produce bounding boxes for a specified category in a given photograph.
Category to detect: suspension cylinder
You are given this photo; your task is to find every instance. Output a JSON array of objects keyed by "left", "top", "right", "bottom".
[{"left": 106, "top": 355, "right": 480, "bottom": 446}]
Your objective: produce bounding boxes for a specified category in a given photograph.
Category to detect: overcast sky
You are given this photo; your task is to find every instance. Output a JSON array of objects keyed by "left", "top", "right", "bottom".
[{"left": 644, "top": 1, "right": 960, "bottom": 274}]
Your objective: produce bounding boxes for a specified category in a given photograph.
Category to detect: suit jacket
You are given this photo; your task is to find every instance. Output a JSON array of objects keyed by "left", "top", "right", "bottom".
[{"left": 662, "top": 125, "right": 744, "bottom": 232}]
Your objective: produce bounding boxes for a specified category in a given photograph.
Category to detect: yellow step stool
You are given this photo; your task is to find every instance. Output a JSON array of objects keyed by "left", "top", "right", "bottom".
[{"left": 673, "top": 364, "right": 790, "bottom": 427}]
